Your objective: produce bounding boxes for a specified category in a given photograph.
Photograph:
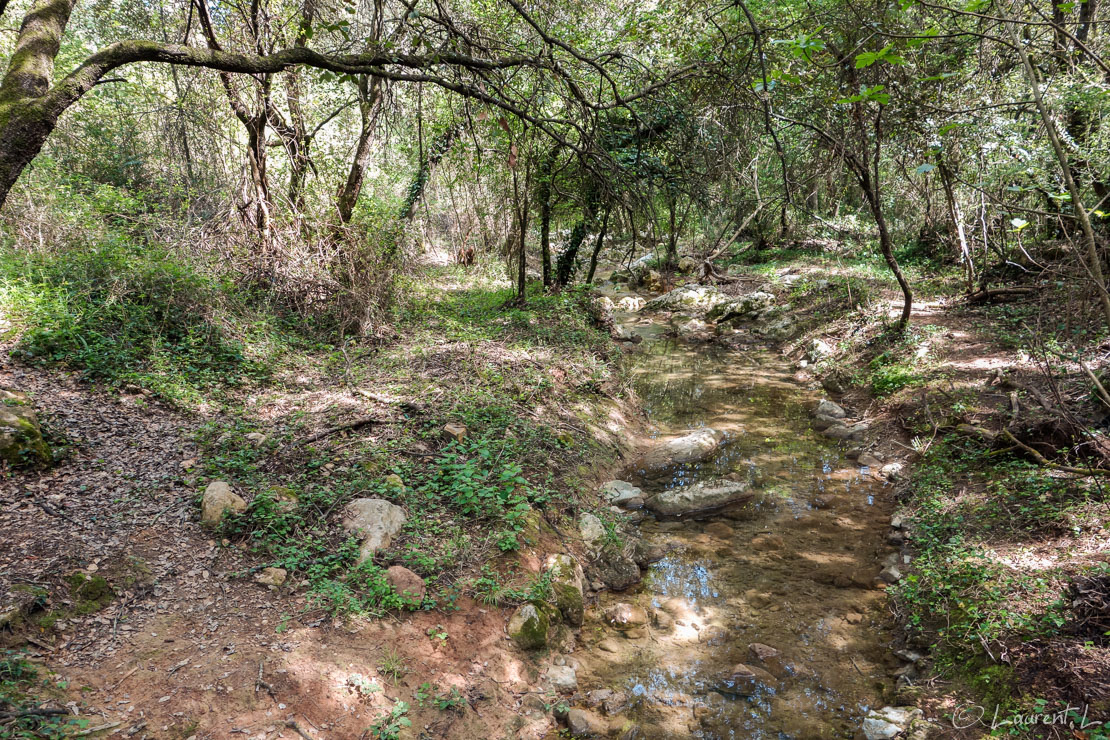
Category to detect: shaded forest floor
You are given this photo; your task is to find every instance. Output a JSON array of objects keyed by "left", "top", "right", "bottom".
[{"left": 0, "top": 259, "right": 641, "bottom": 739}]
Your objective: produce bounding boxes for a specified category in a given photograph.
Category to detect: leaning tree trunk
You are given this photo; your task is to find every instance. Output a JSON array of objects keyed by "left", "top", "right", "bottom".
[{"left": 336, "top": 75, "right": 384, "bottom": 224}]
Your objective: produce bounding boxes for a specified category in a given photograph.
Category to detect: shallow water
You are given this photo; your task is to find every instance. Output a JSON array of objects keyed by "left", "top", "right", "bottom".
[{"left": 580, "top": 294, "right": 897, "bottom": 739}]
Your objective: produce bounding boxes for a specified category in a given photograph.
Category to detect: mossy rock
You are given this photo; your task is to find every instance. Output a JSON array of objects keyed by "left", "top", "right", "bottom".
[
  {"left": 519, "top": 508, "right": 555, "bottom": 547},
  {"left": 508, "top": 602, "right": 555, "bottom": 650},
  {"left": 547, "top": 554, "right": 585, "bottom": 627},
  {"left": 0, "top": 402, "right": 51, "bottom": 467},
  {"left": 66, "top": 573, "right": 114, "bottom": 615}
]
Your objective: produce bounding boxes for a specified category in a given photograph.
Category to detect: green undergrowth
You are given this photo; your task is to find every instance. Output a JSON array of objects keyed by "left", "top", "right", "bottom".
[
  {"left": 0, "top": 242, "right": 298, "bottom": 405},
  {"left": 0, "top": 652, "right": 85, "bottom": 738},
  {"left": 199, "top": 264, "right": 622, "bottom": 619},
  {"left": 892, "top": 434, "right": 1108, "bottom": 716}
]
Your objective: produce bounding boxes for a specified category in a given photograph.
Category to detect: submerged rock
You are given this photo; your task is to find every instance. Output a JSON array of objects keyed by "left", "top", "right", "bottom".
[
  {"left": 594, "top": 544, "right": 642, "bottom": 591},
  {"left": 605, "top": 602, "right": 649, "bottom": 631},
  {"left": 616, "top": 296, "right": 646, "bottom": 312},
  {"left": 0, "top": 391, "right": 50, "bottom": 467},
  {"left": 715, "top": 662, "right": 777, "bottom": 696},
  {"left": 341, "top": 497, "right": 407, "bottom": 562},
  {"left": 634, "top": 428, "right": 725, "bottom": 477},
  {"left": 566, "top": 708, "right": 608, "bottom": 737},
  {"left": 645, "top": 478, "right": 754, "bottom": 518}
]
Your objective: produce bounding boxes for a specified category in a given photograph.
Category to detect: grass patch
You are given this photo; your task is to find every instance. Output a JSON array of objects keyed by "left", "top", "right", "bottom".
[
  {"left": 0, "top": 652, "right": 84, "bottom": 738},
  {"left": 0, "top": 242, "right": 286, "bottom": 404},
  {"left": 891, "top": 433, "right": 1110, "bottom": 718}
]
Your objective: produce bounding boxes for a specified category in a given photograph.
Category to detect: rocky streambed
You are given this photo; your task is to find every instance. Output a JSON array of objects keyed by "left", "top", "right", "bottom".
[{"left": 529, "top": 283, "right": 939, "bottom": 739}]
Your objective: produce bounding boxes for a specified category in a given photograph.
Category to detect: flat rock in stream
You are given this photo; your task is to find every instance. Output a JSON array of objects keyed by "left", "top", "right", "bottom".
[
  {"left": 634, "top": 428, "right": 726, "bottom": 478},
  {"left": 643, "top": 284, "right": 728, "bottom": 314},
  {"left": 645, "top": 479, "right": 754, "bottom": 518}
]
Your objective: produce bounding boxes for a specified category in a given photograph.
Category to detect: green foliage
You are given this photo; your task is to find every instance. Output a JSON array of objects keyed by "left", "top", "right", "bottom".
[
  {"left": 0, "top": 242, "right": 268, "bottom": 403},
  {"left": 892, "top": 437, "right": 1084, "bottom": 677},
  {"left": 368, "top": 701, "right": 411, "bottom": 740},
  {"left": 0, "top": 653, "right": 85, "bottom": 738}
]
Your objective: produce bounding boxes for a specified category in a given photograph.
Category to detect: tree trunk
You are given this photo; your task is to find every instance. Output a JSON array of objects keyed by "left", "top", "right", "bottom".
[
  {"left": 939, "top": 162, "right": 975, "bottom": 294},
  {"left": 555, "top": 188, "right": 597, "bottom": 287},
  {"left": 336, "top": 75, "right": 383, "bottom": 224},
  {"left": 585, "top": 204, "right": 611, "bottom": 284},
  {"left": 861, "top": 183, "right": 912, "bottom": 330},
  {"left": 1006, "top": 12, "right": 1110, "bottom": 328}
]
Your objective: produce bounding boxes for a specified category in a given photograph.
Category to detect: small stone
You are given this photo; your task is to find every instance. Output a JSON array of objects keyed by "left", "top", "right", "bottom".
[
  {"left": 862, "top": 707, "right": 923, "bottom": 740},
  {"left": 605, "top": 603, "right": 649, "bottom": 631},
  {"left": 705, "top": 522, "right": 733, "bottom": 538},
  {"left": 845, "top": 612, "right": 864, "bottom": 625},
  {"left": 595, "top": 545, "right": 642, "bottom": 591},
  {"left": 748, "top": 642, "right": 790, "bottom": 678},
  {"left": 597, "top": 639, "right": 620, "bottom": 653},
  {"left": 879, "top": 565, "right": 902, "bottom": 584},
  {"left": 547, "top": 554, "right": 585, "bottom": 627},
  {"left": 811, "top": 414, "right": 844, "bottom": 431},
  {"left": 547, "top": 664, "right": 578, "bottom": 692},
  {"left": 881, "top": 462, "right": 906, "bottom": 481},
  {"left": 815, "top": 399, "right": 847, "bottom": 419},
  {"left": 750, "top": 534, "right": 784, "bottom": 551},
  {"left": 578, "top": 513, "right": 606, "bottom": 547},
  {"left": 442, "top": 423, "right": 467, "bottom": 443},
  {"left": 566, "top": 708, "right": 607, "bottom": 737},
  {"left": 508, "top": 603, "right": 551, "bottom": 649},
  {"left": 382, "top": 473, "right": 405, "bottom": 492},
  {"left": 200, "top": 482, "right": 247, "bottom": 526},
  {"left": 385, "top": 565, "right": 426, "bottom": 604},
  {"left": 254, "top": 567, "right": 286, "bottom": 587},
  {"left": 716, "top": 663, "right": 777, "bottom": 695},
  {"left": 858, "top": 452, "right": 883, "bottom": 468},
  {"left": 600, "top": 480, "right": 643, "bottom": 506},
  {"left": 894, "top": 649, "right": 926, "bottom": 664}
]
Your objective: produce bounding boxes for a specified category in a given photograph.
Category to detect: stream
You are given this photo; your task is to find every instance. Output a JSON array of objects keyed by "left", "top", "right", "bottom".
[{"left": 576, "top": 289, "right": 897, "bottom": 739}]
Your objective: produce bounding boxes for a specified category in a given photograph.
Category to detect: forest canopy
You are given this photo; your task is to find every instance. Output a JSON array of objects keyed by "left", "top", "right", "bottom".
[{"left": 2, "top": 0, "right": 1108, "bottom": 335}]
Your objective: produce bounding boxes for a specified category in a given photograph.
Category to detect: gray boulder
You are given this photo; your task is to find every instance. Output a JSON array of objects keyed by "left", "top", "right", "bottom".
[
  {"left": 815, "top": 399, "right": 847, "bottom": 418},
  {"left": 601, "top": 480, "right": 643, "bottom": 506},
  {"left": 643, "top": 284, "right": 727, "bottom": 314},
  {"left": 645, "top": 479, "right": 754, "bottom": 518},
  {"left": 342, "top": 497, "right": 407, "bottom": 563},
  {"left": 634, "top": 428, "right": 725, "bottom": 477},
  {"left": 706, "top": 291, "right": 775, "bottom": 322},
  {"left": 863, "top": 707, "right": 923, "bottom": 740}
]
